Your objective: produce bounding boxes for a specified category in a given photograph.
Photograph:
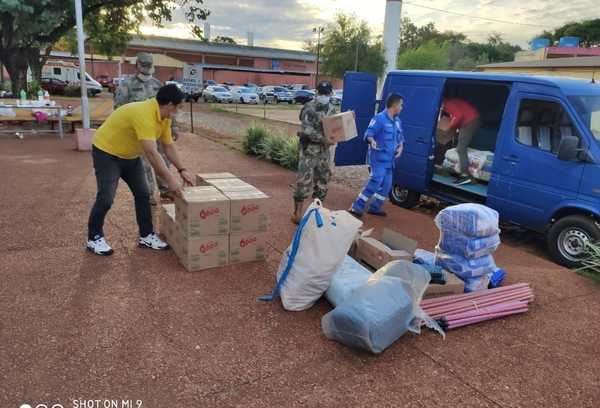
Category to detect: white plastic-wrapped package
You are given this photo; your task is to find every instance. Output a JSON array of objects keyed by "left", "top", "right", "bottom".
[
  {"left": 435, "top": 250, "right": 497, "bottom": 280},
  {"left": 442, "top": 148, "right": 493, "bottom": 182},
  {"left": 325, "top": 255, "right": 372, "bottom": 307},
  {"left": 438, "top": 230, "right": 500, "bottom": 258},
  {"left": 261, "top": 200, "right": 363, "bottom": 311},
  {"left": 464, "top": 273, "right": 492, "bottom": 292},
  {"left": 321, "top": 261, "right": 443, "bottom": 354},
  {"left": 435, "top": 203, "right": 499, "bottom": 238},
  {"left": 414, "top": 248, "right": 436, "bottom": 265}
]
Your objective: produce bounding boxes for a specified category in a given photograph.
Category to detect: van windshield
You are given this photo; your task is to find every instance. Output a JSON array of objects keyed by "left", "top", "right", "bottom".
[{"left": 568, "top": 95, "right": 600, "bottom": 140}]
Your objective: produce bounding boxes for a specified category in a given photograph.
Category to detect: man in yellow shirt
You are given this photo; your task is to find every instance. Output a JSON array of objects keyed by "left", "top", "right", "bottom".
[{"left": 87, "top": 84, "right": 194, "bottom": 255}]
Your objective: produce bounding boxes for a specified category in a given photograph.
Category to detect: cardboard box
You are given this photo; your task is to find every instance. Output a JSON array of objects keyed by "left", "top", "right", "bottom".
[
  {"left": 353, "top": 228, "right": 417, "bottom": 270},
  {"left": 159, "top": 204, "right": 228, "bottom": 271},
  {"left": 223, "top": 188, "right": 269, "bottom": 233},
  {"left": 196, "top": 172, "right": 237, "bottom": 186},
  {"left": 174, "top": 186, "right": 230, "bottom": 237},
  {"left": 177, "top": 234, "right": 229, "bottom": 272},
  {"left": 322, "top": 111, "right": 358, "bottom": 144},
  {"left": 423, "top": 272, "right": 465, "bottom": 298},
  {"left": 159, "top": 203, "right": 177, "bottom": 243},
  {"left": 229, "top": 231, "right": 268, "bottom": 264},
  {"left": 209, "top": 178, "right": 254, "bottom": 192}
]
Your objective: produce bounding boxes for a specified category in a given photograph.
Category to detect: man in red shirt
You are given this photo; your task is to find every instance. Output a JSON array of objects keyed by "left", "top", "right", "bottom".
[{"left": 440, "top": 98, "right": 481, "bottom": 185}]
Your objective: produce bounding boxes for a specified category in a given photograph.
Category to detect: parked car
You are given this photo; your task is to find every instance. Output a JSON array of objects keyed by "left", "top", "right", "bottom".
[
  {"left": 203, "top": 79, "right": 217, "bottom": 89},
  {"left": 230, "top": 87, "right": 259, "bottom": 104},
  {"left": 96, "top": 74, "right": 112, "bottom": 88},
  {"left": 40, "top": 77, "right": 67, "bottom": 95},
  {"left": 331, "top": 89, "right": 343, "bottom": 105},
  {"left": 341, "top": 70, "right": 600, "bottom": 267},
  {"left": 291, "top": 84, "right": 310, "bottom": 91},
  {"left": 42, "top": 61, "right": 103, "bottom": 96},
  {"left": 166, "top": 80, "right": 201, "bottom": 102},
  {"left": 260, "top": 86, "right": 294, "bottom": 104},
  {"left": 294, "top": 89, "right": 314, "bottom": 104},
  {"left": 203, "top": 85, "right": 233, "bottom": 103}
]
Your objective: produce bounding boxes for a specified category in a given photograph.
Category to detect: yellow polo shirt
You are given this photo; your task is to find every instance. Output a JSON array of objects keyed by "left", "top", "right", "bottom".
[{"left": 93, "top": 98, "right": 173, "bottom": 159}]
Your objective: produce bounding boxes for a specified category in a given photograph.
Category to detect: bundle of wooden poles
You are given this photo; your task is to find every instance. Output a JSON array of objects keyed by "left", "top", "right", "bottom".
[{"left": 420, "top": 283, "right": 534, "bottom": 331}]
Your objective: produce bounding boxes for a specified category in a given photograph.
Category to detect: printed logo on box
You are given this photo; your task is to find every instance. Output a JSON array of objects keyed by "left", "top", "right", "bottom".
[
  {"left": 240, "top": 237, "right": 258, "bottom": 248},
  {"left": 199, "top": 241, "right": 219, "bottom": 253},
  {"left": 199, "top": 207, "right": 220, "bottom": 219},
  {"left": 241, "top": 204, "right": 260, "bottom": 215}
]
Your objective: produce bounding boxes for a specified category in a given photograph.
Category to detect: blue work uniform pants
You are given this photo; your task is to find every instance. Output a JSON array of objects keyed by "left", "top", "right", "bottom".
[{"left": 352, "top": 164, "right": 393, "bottom": 213}]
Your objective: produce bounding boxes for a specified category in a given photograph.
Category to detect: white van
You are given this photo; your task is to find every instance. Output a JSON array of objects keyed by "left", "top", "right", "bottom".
[{"left": 42, "top": 61, "right": 103, "bottom": 96}]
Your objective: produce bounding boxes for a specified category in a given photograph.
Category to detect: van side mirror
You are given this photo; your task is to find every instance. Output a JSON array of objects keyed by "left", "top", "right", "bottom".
[{"left": 557, "top": 136, "right": 579, "bottom": 161}]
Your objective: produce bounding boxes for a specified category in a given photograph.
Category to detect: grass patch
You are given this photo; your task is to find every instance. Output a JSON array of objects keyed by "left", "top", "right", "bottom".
[
  {"left": 243, "top": 126, "right": 299, "bottom": 170},
  {"left": 574, "top": 242, "right": 600, "bottom": 283}
]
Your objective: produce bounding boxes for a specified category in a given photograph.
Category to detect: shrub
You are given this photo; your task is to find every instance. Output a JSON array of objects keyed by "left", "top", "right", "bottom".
[
  {"left": 243, "top": 126, "right": 299, "bottom": 170},
  {"left": 243, "top": 126, "right": 268, "bottom": 155},
  {"left": 274, "top": 136, "right": 299, "bottom": 170},
  {"left": 27, "top": 80, "right": 41, "bottom": 97}
]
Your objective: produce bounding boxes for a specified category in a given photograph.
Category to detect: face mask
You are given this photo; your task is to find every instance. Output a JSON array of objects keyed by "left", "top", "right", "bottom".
[
  {"left": 137, "top": 72, "right": 152, "bottom": 82},
  {"left": 316, "top": 95, "right": 330, "bottom": 105}
]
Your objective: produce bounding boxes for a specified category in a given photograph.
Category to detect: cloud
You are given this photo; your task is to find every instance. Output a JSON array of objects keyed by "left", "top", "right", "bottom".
[{"left": 142, "top": 0, "right": 600, "bottom": 50}]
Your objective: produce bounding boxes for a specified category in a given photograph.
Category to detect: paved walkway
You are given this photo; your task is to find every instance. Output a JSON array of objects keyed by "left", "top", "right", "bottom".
[{"left": 1, "top": 133, "right": 599, "bottom": 408}]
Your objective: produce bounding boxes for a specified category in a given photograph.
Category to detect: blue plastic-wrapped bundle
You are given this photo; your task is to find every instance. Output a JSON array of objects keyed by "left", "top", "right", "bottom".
[
  {"left": 322, "top": 261, "right": 443, "bottom": 354},
  {"left": 435, "top": 250, "right": 497, "bottom": 280},
  {"left": 438, "top": 230, "right": 501, "bottom": 258},
  {"left": 325, "top": 255, "right": 372, "bottom": 307},
  {"left": 435, "top": 204, "right": 499, "bottom": 238}
]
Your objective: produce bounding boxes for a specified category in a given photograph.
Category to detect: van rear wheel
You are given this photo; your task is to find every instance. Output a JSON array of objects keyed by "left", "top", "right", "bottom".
[
  {"left": 547, "top": 215, "right": 600, "bottom": 267},
  {"left": 389, "top": 185, "right": 421, "bottom": 209}
]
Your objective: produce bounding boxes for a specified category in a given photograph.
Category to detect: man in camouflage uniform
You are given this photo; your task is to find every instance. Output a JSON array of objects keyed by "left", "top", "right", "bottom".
[
  {"left": 115, "top": 53, "right": 177, "bottom": 204},
  {"left": 292, "top": 80, "right": 337, "bottom": 224}
]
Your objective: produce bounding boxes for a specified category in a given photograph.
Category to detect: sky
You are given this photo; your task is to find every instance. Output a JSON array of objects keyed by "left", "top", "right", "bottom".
[{"left": 140, "top": 0, "right": 600, "bottom": 50}]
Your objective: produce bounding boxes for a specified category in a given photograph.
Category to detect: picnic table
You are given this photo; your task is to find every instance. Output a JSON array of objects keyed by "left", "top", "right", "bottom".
[
  {"left": 0, "top": 98, "right": 114, "bottom": 137},
  {"left": 0, "top": 102, "right": 65, "bottom": 138}
]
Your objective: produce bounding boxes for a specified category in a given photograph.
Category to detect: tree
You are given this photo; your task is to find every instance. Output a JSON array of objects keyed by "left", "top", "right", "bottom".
[
  {"left": 62, "top": 8, "right": 140, "bottom": 62},
  {"left": 316, "top": 13, "right": 386, "bottom": 78},
  {"left": 399, "top": 17, "right": 465, "bottom": 54},
  {"left": 0, "top": 0, "right": 210, "bottom": 94},
  {"left": 213, "top": 36, "right": 237, "bottom": 45},
  {"left": 396, "top": 19, "right": 520, "bottom": 70},
  {"left": 534, "top": 19, "right": 600, "bottom": 47},
  {"left": 397, "top": 40, "right": 450, "bottom": 70}
]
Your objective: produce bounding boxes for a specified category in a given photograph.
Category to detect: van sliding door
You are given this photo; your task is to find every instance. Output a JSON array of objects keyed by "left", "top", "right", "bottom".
[{"left": 386, "top": 75, "right": 445, "bottom": 192}]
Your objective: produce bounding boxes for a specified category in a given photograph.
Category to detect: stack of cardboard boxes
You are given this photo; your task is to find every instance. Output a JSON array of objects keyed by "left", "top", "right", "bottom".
[{"left": 160, "top": 173, "right": 270, "bottom": 271}]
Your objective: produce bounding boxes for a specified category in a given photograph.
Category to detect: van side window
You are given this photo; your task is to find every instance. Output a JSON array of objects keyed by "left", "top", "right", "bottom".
[
  {"left": 53, "top": 67, "right": 61, "bottom": 75},
  {"left": 515, "top": 99, "right": 579, "bottom": 154}
]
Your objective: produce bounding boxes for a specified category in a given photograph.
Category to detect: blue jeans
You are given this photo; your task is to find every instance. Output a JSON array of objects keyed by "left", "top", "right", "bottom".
[
  {"left": 87, "top": 146, "right": 153, "bottom": 240},
  {"left": 351, "top": 164, "right": 393, "bottom": 213}
]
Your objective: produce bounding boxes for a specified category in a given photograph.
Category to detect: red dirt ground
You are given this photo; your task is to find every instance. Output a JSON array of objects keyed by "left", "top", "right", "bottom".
[{"left": 1, "top": 132, "right": 599, "bottom": 408}]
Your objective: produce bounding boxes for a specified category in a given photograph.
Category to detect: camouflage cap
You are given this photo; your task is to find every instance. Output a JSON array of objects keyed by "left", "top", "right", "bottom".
[{"left": 136, "top": 52, "right": 154, "bottom": 74}]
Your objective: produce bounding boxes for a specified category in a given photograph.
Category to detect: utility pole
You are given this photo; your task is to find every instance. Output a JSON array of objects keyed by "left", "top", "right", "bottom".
[
  {"left": 313, "top": 26, "right": 324, "bottom": 88},
  {"left": 74, "top": 0, "right": 90, "bottom": 129},
  {"left": 354, "top": 36, "right": 360, "bottom": 71}
]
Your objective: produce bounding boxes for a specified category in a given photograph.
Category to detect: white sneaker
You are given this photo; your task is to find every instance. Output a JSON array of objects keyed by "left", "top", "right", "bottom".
[
  {"left": 139, "top": 233, "right": 170, "bottom": 250},
  {"left": 86, "top": 236, "right": 114, "bottom": 256}
]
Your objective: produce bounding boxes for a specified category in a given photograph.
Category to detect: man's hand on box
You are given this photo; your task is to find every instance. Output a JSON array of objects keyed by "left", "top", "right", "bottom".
[
  {"left": 167, "top": 178, "right": 184, "bottom": 199},
  {"left": 180, "top": 169, "right": 195, "bottom": 186}
]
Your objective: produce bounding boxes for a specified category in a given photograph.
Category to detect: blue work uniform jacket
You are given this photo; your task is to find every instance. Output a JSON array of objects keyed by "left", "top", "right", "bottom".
[{"left": 365, "top": 110, "right": 405, "bottom": 169}]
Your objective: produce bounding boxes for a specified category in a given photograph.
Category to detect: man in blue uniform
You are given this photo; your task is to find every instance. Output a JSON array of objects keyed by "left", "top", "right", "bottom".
[{"left": 349, "top": 93, "right": 404, "bottom": 217}]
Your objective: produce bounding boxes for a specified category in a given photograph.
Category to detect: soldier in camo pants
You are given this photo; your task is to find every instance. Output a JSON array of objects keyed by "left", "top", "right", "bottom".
[
  {"left": 292, "top": 80, "right": 337, "bottom": 224},
  {"left": 114, "top": 53, "right": 178, "bottom": 204}
]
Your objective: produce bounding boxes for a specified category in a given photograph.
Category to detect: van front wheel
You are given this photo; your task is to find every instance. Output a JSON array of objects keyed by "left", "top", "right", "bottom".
[
  {"left": 389, "top": 186, "right": 420, "bottom": 209},
  {"left": 547, "top": 215, "right": 600, "bottom": 267}
]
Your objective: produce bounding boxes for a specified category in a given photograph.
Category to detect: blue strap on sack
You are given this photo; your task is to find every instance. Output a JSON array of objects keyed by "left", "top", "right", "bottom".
[{"left": 258, "top": 207, "right": 323, "bottom": 302}]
